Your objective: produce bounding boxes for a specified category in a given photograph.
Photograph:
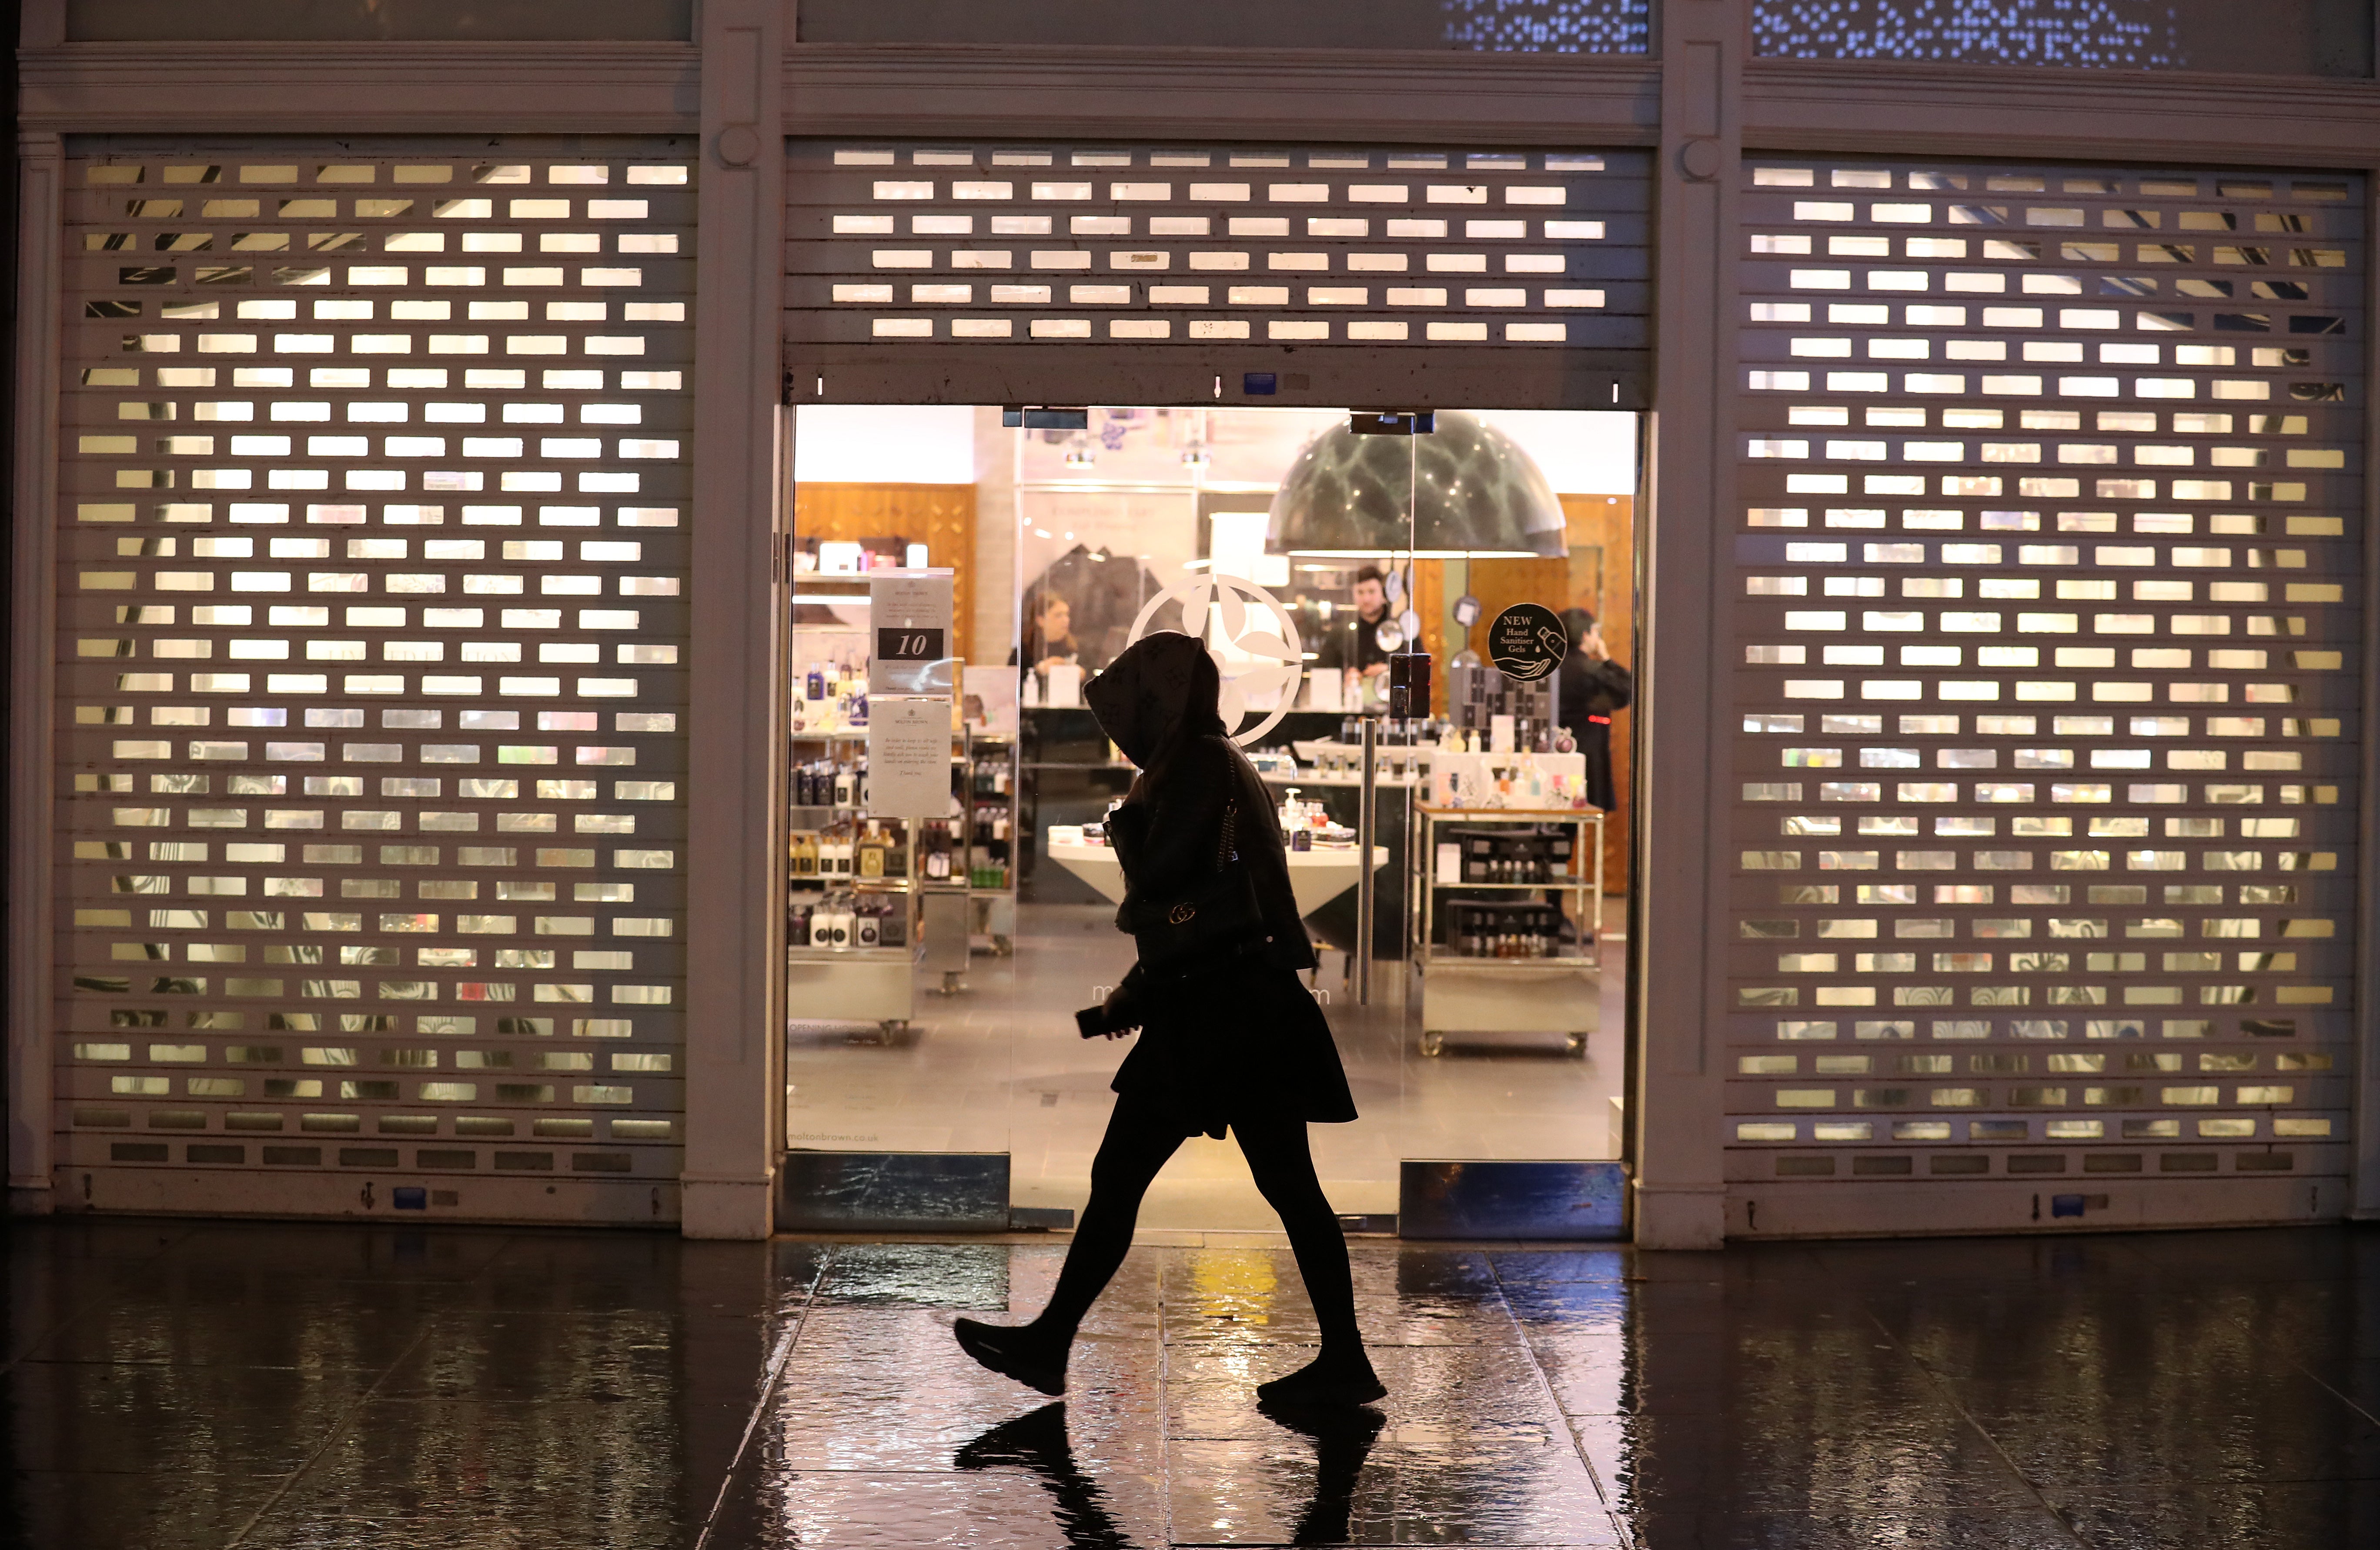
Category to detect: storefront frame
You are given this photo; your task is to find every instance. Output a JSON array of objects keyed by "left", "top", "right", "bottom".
[{"left": 10, "top": 0, "right": 2380, "bottom": 1246}]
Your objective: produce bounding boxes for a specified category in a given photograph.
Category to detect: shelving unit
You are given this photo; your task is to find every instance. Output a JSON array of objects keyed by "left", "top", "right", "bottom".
[
  {"left": 1408, "top": 805, "right": 1606, "bottom": 1058},
  {"left": 965, "top": 731, "right": 1019, "bottom": 957},
  {"left": 788, "top": 725, "right": 923, "bottom": 1036},
  {"left": 917, "top": 725, "right": 979, "bottom": 994}
]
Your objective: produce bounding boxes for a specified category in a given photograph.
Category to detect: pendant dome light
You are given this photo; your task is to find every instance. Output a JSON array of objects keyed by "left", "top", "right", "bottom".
[{"left": 1264, "top": 410, "right": 1567, "bottom": 559}]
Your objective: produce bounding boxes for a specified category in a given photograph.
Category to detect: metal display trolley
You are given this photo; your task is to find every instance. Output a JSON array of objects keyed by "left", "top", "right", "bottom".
[{"left": 1408, "top": 805, "right": 1606, "bottom": 1057}]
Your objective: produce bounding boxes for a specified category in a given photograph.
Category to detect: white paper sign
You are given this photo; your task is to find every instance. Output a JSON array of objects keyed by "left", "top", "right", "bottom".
[
  {"left": 866, "top": 696, "right": 953, "bottom": 819},
  {"left": 867, "top": 569, "right": 956, "bottom": 696}
]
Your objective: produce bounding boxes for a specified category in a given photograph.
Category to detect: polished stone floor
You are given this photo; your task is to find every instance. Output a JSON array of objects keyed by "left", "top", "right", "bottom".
[{"left": 8, "top": 1217, "right": 2380, "bottom": 1547}]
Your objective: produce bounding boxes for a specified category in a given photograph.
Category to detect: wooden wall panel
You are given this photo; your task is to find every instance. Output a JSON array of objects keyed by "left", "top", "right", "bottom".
[
  {"left": 789, "top": 482, "right": 979, "bottom": 661},
  {"left": 1564, "top": 494, "right": 1635, "bottom": 897},
  {"left": 1411, "top": 505, "right": 1634, "bottom": 897}
]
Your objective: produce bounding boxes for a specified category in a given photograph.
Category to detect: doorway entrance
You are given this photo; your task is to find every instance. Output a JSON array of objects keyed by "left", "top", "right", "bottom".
[{"left": 782, "top": 403, "right": 1639, "bottom": 1232}]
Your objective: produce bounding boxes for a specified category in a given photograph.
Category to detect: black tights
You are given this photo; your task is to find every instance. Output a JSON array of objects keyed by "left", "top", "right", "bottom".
[{"left": 1030, "top": 1089, "right": 1363, "bottom": 1357}]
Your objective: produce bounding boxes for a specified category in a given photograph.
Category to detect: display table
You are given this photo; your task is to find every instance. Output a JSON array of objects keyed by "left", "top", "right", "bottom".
[{"left": 1045, "top": 827, "right": 1388, "bottom": 917}]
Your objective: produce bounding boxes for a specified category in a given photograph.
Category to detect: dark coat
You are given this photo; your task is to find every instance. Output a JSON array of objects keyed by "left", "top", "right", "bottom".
[
  {"left": 1085, "top": 634, "right": 1355, "bottom": 1138},
  {"left": 1557, "top": 653, "right": 1632, "bottom": 812},
  {"left": 1314, "top": 609, "right": 1392, "bottom": 674}
]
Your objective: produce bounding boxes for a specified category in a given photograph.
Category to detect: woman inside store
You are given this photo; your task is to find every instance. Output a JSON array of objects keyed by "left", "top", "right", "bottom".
[
  {"left": 1012, "top": 589, "right": 1084, "bottom": 688},
  {"left": 1556, "top": 606, "right": 1632, "bottom": 812},
  {"left": 954, "top": 630, "right": 1383, "bottom": 1410}
]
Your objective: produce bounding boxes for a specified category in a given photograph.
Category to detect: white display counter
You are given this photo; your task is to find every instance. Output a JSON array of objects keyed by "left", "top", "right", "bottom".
[{"left": 1046, "top": 828, "right": 1389, "bottom": 918}]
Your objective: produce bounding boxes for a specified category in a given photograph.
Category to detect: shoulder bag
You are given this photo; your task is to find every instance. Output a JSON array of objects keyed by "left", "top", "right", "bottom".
[{"left": 1124, "top": 799, "right": 1264, "bottom": 972}]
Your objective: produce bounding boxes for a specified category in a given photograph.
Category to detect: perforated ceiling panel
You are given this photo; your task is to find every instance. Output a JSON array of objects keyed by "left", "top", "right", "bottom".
[
  {"left": 1727, "top": 160, "right": 2361, "bottom": 1205},
  {"left": 784, "top": 142, "right": 1649, "bottom": 406},
  {"left": 57, "top": 146, "right": 694, "bottom": 1217}
]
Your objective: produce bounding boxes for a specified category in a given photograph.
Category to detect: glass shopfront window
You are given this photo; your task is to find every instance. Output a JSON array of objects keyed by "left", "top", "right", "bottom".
[{"left": 786, "top": 404, "right": 1639, "bottom": 1231}]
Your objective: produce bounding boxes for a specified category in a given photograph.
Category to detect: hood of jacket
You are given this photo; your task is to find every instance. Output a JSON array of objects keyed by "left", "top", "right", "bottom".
[{"left": 1084, "top": 630, "right": 1225, "bottom": 768}]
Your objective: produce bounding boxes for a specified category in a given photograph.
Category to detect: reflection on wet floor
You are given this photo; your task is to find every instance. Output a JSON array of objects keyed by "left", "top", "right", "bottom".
[
  {"left": 8, "top": 1218, "right": 2380, "bottom": 1546},
  {"left": 786, "top": 901, "right": 1628, "bottom": 1228}
]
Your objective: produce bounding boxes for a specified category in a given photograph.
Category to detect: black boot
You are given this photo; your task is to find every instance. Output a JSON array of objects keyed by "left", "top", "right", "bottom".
[
  {"left": 953, "top": 1317, "right": 1070, "bottom": 1396},
  {"left": 1254, "top": 1349, "right": 1386, "bottom": 1409}
]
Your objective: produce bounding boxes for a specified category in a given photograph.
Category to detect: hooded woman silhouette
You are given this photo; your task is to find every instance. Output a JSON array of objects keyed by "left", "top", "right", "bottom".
[{"left": 955, "top": 631, "right": 1383, "bottom": 1409}]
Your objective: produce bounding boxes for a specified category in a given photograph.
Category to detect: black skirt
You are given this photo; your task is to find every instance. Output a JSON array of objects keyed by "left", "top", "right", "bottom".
[{"left": 1109, "top": 956, "right": 1359, "bottom": 1140}]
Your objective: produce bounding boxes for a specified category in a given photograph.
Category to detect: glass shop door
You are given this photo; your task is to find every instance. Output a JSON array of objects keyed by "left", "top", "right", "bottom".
[{"left": 784, "top": 404, "right": 1638, "bottom": 1234}]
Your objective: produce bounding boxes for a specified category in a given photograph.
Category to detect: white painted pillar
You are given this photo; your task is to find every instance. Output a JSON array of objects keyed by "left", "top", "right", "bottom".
[
  {"left": 1631, "top": 0, "right": 1747, "bottom": 1249},
  {"left": 7, "top": 127, "right": 64, "bottom": 1216},
  {"left": 680, "top": 0, "right": 790, "bottom": 1239}
]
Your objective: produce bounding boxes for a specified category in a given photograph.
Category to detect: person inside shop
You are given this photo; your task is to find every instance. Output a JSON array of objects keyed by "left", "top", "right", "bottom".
[
  {"left": 1556, "top": 607, "right": 1632, "bottom": 812},
  {"left": 1315, "top": 565, "right": 1393, "bottom": 703},
  {"left": 1011, "top": 590, "right": 1085, "bottom": 688},
  {"left": 954, "top": 630, "right": 1384, "bottom": 1410}
]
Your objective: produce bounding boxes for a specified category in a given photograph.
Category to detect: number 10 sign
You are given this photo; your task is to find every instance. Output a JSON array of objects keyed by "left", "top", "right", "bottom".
[{"left": 866, "top": 569, "right": 956, "bottom": 696}]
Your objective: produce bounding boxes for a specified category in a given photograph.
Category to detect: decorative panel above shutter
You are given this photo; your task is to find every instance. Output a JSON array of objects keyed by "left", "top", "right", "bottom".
[{"left": 785, "top": 142, "right": 1650, "bottom": 409}]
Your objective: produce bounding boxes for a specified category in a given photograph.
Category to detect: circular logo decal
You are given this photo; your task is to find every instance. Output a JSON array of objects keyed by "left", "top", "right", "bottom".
[
  {"left": 1126, "top": 574, "right": 1306, "bottom": 746},
  {"left": 1487, "top": 602, "right": 1569, "bottom": 682}
]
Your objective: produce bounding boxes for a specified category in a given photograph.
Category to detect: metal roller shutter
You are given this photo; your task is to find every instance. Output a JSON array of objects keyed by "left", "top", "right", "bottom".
[
  {"left": 55, "top": 144, "right": 695, "bottom": 1221},
  {"left": 1728, "top": 158, "right": 2362, "bottom": 1229},
  {"left": 784, "top": 141, "right": 1651, "bottom": 408}
]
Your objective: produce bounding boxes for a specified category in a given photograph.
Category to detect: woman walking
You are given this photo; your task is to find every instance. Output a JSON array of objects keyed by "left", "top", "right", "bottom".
[{"left": 954, "top": 631, "right": 1384, "bottom": 1408}]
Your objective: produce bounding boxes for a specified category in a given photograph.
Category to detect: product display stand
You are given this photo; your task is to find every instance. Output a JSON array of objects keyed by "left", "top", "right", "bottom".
[
  {"left": 919, "top": 725, "right": 976, "bottom": 995},
  {"left": 787, "top": 725, "right": 923, "bottom": 1039},
  {"left": 1407, "top": 805, "right": 1606, "bottom": 1058},
  {"left": 966, "top": 730, "right": 1020, "bottom": 957}
]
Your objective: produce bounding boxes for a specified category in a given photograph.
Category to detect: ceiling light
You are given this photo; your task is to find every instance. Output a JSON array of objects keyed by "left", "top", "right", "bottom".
[{"left": 1265, "top": 410, "right": 1567, "bottom": 559}]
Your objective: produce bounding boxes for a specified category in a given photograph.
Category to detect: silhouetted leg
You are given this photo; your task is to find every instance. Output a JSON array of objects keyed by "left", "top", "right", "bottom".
[
  {"left": 1031, "top": 1089, "right": 1184, "bottom": 1341},
  {"left": 1233, "top": 1111, "right": 1364, "bottom": 1359},
  {"left": 956, "top": 1090, "right": 1186, "bottom": 1393},
  {"left": 1236, "top": 1115, "right": 1385, "bottom": 1406}
]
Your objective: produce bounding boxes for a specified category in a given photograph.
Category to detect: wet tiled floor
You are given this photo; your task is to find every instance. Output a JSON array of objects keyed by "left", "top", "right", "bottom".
[{"left": 8, "top": 1219, "right": 2380, "bottom": 1547}]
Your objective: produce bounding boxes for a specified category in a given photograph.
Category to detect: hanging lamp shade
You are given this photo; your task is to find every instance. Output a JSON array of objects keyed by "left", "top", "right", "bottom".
[{"left": 1264, "top": 410, "right": 1567, "bottom": 559}]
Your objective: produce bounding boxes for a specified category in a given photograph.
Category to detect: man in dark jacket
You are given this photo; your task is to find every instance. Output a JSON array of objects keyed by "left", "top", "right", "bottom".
[
  {"left": 1556, "top": 607, "right": 1632, "bottom": 812},
  {"left": 1314, "top": 565, "right": 1394, "bottom": 689}
]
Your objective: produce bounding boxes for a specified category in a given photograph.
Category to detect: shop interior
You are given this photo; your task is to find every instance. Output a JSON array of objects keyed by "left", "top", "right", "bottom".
[{"left": 784, "top": 403, "right": 1639, "bottom": 1228}]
